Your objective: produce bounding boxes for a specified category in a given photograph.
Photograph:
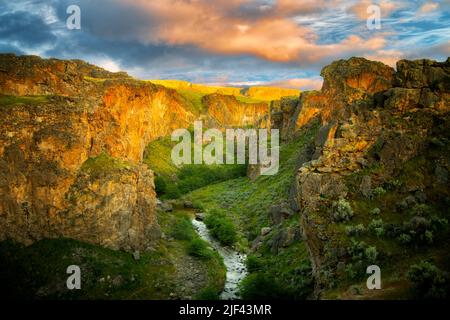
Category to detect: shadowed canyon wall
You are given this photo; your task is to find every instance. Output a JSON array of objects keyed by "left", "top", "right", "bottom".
[{"left": 286, "top": 57, "right": 449, "bottom": 296}]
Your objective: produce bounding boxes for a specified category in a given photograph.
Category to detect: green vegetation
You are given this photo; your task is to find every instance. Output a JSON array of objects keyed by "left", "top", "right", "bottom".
[
  {"left": 144, "top": 137, "right": 179, "bottom": 178},
  {"left": 195, "top": 286, "right": 221, "bottom": 300},
  {"left": 187, "top": 239, "right": 214, "bottom": 259},
  {"left": 185, "top": 123, "right": 319, "bottom": 298},
  {"left": 148, "top": 79, "right": 299, "bottom": 109},
  {"left": 170, "top": 216, "right": 196, "bottom": 241},
  {"left": 144, "top": 136, "right": 247, "bottom": 200},
  {"left": 332, "top": 199, "right": 354, "bottom": 222},
  {"left": 177, "top": 165, "right": 246, "bottom": 195},
  {"left": 204, "top": 210, "right": 238, "bottom": 246},
  {"left": 177, "top": 89, "right": 206, "bottom": 113},
  {"left": 84, "top": 76, "right": 108, "bottom": 83},
  {"left": 234, "top": 95, "right": 266, "bottom": 104},
  {"left": 81, "top": 152, "right": 131, "bottom": 178},
  {"left": 0, "top": 210, "right": 225, "bottom": 299},
  {"left": 0, "top": 94, "right": 50, "bottom": 107},
  {"left": 345, "top": 224, "right": 366, "bottom": 236},
  {"left": 0, "top": 238, "right": 173, "bottom": 299},
  {"left": 407, "top": 261, "right": 449, "bottom": 299},
  {"left": 238, "top": 273, "right": 284, "bottom": 300},
  {"left": 148, "top": 80, "right": 268, "bottom": 115},
  {"left": 323, "top": 141, "right": 450, "bottom": 299}
]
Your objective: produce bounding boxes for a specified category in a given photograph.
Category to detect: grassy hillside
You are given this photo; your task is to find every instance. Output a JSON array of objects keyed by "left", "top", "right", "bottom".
[
  {"left": 0, "top": 94, "right": 50, "bottom": 107},
  {"left": 149, "top": 80, "right": 242, "bottom": 96},
  {"left": 320, "top": 154, "right": 450, "bottom": 299},
  {"left": 144, "top": 136, "right": 247, "bottom": 199},
  {"left": 148, "top": 80, "right": 300, "bottom": 106},
  {"left": 0, "top": 210, "right": 225, "bottom": 300},
  {"left": 183, "top": 122, "right": 320, "bottom": 298}
]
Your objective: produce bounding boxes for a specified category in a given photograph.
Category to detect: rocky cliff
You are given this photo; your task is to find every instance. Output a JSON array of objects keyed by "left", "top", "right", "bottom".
[
  {"left": 0, "top": 54, "right": 281, "bottom": 250},
  {"left": 202, "top": 93, "right": 270, "bottom": 127},
  {"left": 289, "top": 57, "right": 449, "bottom": 297},
  {"left": 0, "top": 54, "right": 200, "bottom": 250}
]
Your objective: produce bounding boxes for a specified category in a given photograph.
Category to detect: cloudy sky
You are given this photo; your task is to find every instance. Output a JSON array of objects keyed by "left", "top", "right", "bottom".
[{"left": 1, "top": 0, "right": 449, "bottom": 90}]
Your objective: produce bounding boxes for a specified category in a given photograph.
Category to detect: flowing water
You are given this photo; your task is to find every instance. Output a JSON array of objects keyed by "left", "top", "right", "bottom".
[{"left": 191, "top": 218, "right": 247, "bottom": 300}]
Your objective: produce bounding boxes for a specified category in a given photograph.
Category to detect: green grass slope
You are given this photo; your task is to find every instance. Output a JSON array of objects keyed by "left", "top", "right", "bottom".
[{"left": 0, "top": 210, "right": 225, "bottom": 300}]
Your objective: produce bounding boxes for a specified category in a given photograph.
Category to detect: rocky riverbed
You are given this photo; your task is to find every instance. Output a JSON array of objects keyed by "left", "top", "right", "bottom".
[{"left": 191, "top": 219, "right": 247, "bottom": 300}]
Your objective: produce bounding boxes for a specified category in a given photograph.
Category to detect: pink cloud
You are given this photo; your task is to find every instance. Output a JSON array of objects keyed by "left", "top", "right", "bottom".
[
  {"left": 264, "top": 78, "right": 324, "bottom": 90},
  {"left": 418, "top": 2, "right": 439, "bottom": 14},
  {"left": 119, "top": 0, "right": 396, "bottom": 64},
  {"left": 364, "top": 49, "right": 404, "bottom": 67}
]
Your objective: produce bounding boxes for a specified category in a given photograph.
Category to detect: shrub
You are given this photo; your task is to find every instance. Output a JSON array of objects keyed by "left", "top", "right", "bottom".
[
  {"left": 347, "top": 239, "right": 367, "bottom": 262},
  {"left": 370, "top": 207, "right": 381, "bottom": 216},
  {"left": 398, "top": 233, "right": 412, "bottom": 245},
  {"left": 372, "top": 187, "right": 387, "bottom": 197},
  {"left": 386, "top": 179, "right": 402, "bottom": 190},
  {"left": 403, "top": 216, "right": 430, "bottom": 234},
  {"left": 177, "top": 164, "right": 246, "bottom": 195},
  {"left": 364, "top": 246, "right": 378, "bottom": 263},
  {"left": 238, "top": 273, "right": 283, "bottom": 299},
  {"left": 345, "top": 263, "right": 358, "bottom": 280},
  {"left": 195, "top": 287, "right": 220, "bottom": 300},
  {"left": 204, "top": 210, "right": 237, "bottom": 246},
  {"left": 187, "top": 239, "right": 213, "bottom": 259},
  {"left": 246, "top": 255, "right": 262, "bottom": 273},
  {"left": 345, "top": 224, "right": 366, "bottom": 236},
  {"left": 369, "top": 218, "right": 385, "bottom": 237},
  {"left": 332, "top": 199, "right": 354, "bottom": 222},
  {"left": 424, "top": 230, "right": 434, "bottom": 244},
  {"left": 164, "top": 183, "right": 181, "bottom": 199},
  {"left": 170, "top": 217, "right": 195, "bottom": 241},
  {"left": 154, "top": 175, "right": 167, "bottom": 195},
  {"left": 407, "top": 261, "right": 448, "bottom": 299},
  {"left": 411, "top": 204, "right": 433, "bottom": 217}
]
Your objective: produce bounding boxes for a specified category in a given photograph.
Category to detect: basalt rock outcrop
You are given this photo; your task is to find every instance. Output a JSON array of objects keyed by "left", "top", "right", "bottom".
[
  {"left": 0, "top": 54, "right": 294, "bottom": 250},
  {"left": 0, "top": 54, "right": 199, "bottom": 250},
  {"left": 202, "top": 93, "right": 270, "bottom": 127},
  {"left": 0, "top": 53, "right": 130, "bottom": 96},
  {"left": 290, "top": 57, "right": 450, "bottom": 297}
]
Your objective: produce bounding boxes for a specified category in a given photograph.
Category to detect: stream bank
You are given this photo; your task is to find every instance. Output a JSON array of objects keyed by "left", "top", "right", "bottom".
[{"left": 191, "top": 218, "right": 247, "bottom": 300}]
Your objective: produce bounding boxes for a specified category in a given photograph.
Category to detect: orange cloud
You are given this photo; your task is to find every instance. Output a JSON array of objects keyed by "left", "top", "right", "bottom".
[
  {"left": 122, "top": 0, "right": 392, "bottom": 64},
  {"left": 418, "top": 2, "right": 439, "bottom": 14},
  {"left": 264, "top": 78, "right": 323, "bottom": 90},
  {"left": 364, "top": 49, "right": 404, "bottom": 67}
]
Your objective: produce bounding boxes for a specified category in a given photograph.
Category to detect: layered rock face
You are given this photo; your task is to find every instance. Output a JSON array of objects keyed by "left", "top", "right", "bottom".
[
  {"left": 290, "top": 57, "right": 449, "bottom": 296},
  {"left": 203, "top": 93, "right": 270, "bottom": 127},
  {"left": 1, "top": 54, "right": 293, "bottom": 250},
  {"left": 0, "top": 54, "right": 198, "bottom": 250},
  {"left": 295, "top": 57, "right": 395, "bottom": 128},
  {"left": 0, "top": 53, "right": 129, "bottom": 96},
  {"left": 270, "top": 97, "right": 300, "bottom": 141}
]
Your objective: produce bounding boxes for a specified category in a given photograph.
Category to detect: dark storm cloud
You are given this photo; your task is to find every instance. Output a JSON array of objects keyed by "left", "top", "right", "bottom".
[
  {"left": 0, "top": 10, "right": 56, "bottom": 47},
  {"left": 50, "top": 0, "right": 155, "bottom": 41},
  {"left": 1, "top": 0, "right": 447, "bottom": 90}
]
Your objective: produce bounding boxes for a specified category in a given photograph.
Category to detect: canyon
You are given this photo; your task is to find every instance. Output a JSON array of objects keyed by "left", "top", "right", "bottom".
[{"left": 0, "top": 53, "right": 449, "bottom": 299}]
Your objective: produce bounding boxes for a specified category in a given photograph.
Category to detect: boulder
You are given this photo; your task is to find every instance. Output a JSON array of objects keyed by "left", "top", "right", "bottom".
[
  {"left": 359, "top": 175, "right": 372, "bottom": 198},
  {"left": 159, "top": 201, "right": 173, "bottom": 212},
  {"left": 251, "top": 235, "right": 263, "bottom": 252},
  {"left": 270, "top": 230, "right": 287, "bottom": 254},
  {"left": 261, "top": 227, "right": 271, "bottom": 236},
  {"left": 183, "top": 200, "right": 194, "bottom": 209},
  {"left": 195, "top": 213, "right": 205, "bottom": 221},
  {"left": 269, "top": 204, "right": 294, "bottom": 225}
]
